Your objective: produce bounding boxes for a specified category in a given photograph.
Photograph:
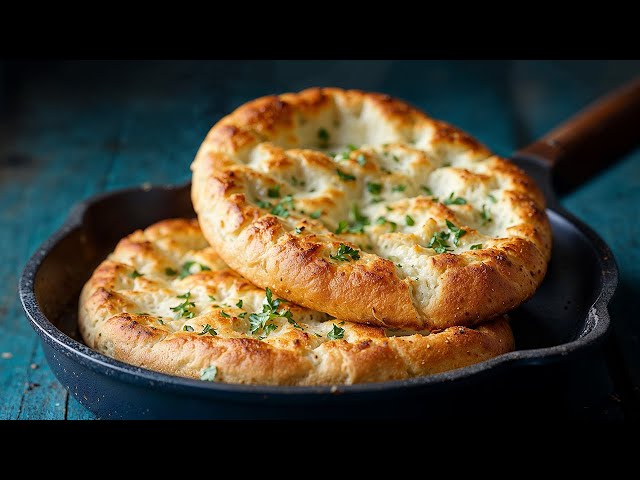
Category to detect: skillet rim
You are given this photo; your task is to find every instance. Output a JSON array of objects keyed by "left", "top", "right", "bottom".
[{"left": 18, "top": 181, "right": 618, "bottom": 398}]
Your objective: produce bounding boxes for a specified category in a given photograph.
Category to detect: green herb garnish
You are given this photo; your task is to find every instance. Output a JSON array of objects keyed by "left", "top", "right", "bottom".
[
  {"left": 392, "top": 184, "right": 407, "bottom": 192},
  {"left": 327, "top": 324, "right": 345, "bottom": 340},
  {"left": 406, "top": 215, "right": 415, "bottom": 226},
  {"left": 198, "top": 324, "right": 217, "bottom": 336},
  {"left": 336, "top": 168, "right": 356, "bottom": 182},
  {"left": 236, "top": 299, "right": 243, "bottom": 308},
  {"left": 488, "top": 194, "right": 497, "bottom": 203},
  {"left": 481, "top": 204, "right": 492, "bottom": 226},
  {"left": 367, "top": 182, "right": 383, "bottom": 195},
  {"left": 330, "top": 243, "right": 361, "bottom": 262},
  {"left": 470, "top": 244, "right": 483, "bottom": 250},
  {"left": 443, "top": 193, "right": 467, "bottom": 206},
  {"left": 310, "top": 210, "right": 322, "bottom": 219},
  {"left": 165, "top": 267, "right": 178, "bottom": 276},
  {"left": 129, "top": 270, "right": 142, "bottom": 279},
  {"left": 376, "top": 216, "right": 397, "bottom": 232},
  {"left": 248, "top": 288, "right": 296, "bottom": 337},
  {"left": 295, "top": 226, "right": 304, "bottom": 234},
  {"left": 446, "top": 219, "right": 467, "bottom": 247},
  {"left": 267, "top": 185, "right": 280, "bottom": 198},
  {"left": 428, "top": 231, "right": 453, "bottom": 254},
  {"left": 219, "top": 310, "right": 230, "bottom": 318},
  {"left": 318, "top": 128, "right": 330, "bottom": 147},
  {"left": 183, "top": 325, "right": 194, "bottom": 332},
  {"left": 171, "top": 292, "right": 196, "bottom": 319},
  {"left": 336, "top": 204, "right": 370, "bottom": 234},
  {"left": 270, "top": 195, "right": 294, "bottom": 218},
  {"left": 420, "top": 186, "right": 433, "bottom": 196},
  {"left": 179, "top": 261, "right": 211, "bottom": 279}
]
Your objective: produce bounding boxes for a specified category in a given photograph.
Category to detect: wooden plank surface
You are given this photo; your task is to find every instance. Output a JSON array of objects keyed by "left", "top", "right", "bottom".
[{"left": 0, "top": 60, "right": 638, "bottom": 420}]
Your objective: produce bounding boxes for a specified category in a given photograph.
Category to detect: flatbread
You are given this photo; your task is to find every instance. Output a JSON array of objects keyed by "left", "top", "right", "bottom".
[
  {"left": 191, "top": 88, "right": 551, "bottom": 329},
  {"left": 79, "top": 219, "right": 514, "bottom": 385}
]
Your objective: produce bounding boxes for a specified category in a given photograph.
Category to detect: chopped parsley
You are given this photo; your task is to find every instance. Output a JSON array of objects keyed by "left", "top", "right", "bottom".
[
  {"left": 219, "top": 310, "right": 231, "bottom": 318},
  {"left": 310, "top": 210, "right": 322, "bottom": 219},
  {"left": 481, "top": 204, "right": 492, "bottom": 225},
  {"left": 238, "top": 312, "right": 247, "bottom": 319},
  {"left": 327, "top": 324, "right": 345, "bottom": 340},
  {"left": 330, "top": 243, "right": 361, "bottom": 262},
  {"left": 198, "top": 324, "right": 217, "bottom": 336},
  {"left": 236, "top": 299, "right": 243, "bottom": 308},
  {"left": 420, "top": 185, "right": 433, "bottom": 196},
  {"left": 367, "top": 182, "right": 383, "bottom": 195},
  {"left": 257, "top": 195, "right": 294, "bottom": 218},
  {"left": 406, "top": 215, "right": 415, "bottom": 226},
  {"left": 470, "top": 244, "right": 483, "bottom": 250},
  {"left": 392, "top": 155, "right": 400, "bottom": 163},
  {"left": 428, "top": 231, "right": 453, "bottom": 254},
  {"left": 318, "top": 128, "right": 330, "bottom": 147},
  {"left": 129, "top": 270, "right": 142, "bottom": 279},
  {"left": 267, "top": 185, "right": 281, "bottom": 198},
  {"left": 336, "top": 204, "right": 370, "bottom": 234},
  {"left": 165, "top": 267, "right": 178, "bottom": 276},
  {"left": 270, "top": 195, "right": 294, "bottom": 218},
  {"left": 295, "top": 226, "right": 305, "bottom": 234},
  {"left": 200, "top": 365, "right": 218, "bottom": 382},
  {"left": 179, "top": 261, "right": 211, "bottom": 279},
  {"left": 376, "top": 216, "right": 397, "bottom": 233},
  {"left": 248, "top": 288, "right": 298, "bottom": 337},
  {"left": 488, "top": 194, "right": 497, "bottom": 203},
  {"left": 336, "top": 168, "right": 356, "bottom": 182},
  {"left": 171, "top": 292, "right": 195, "bottom": 319},
  {"left": 183, "top": 325, "right": 194, "bottom": 332},
  {"left": 446, "top": 219, "right": 467, "bottom": 246},
  {"left": 208, "top": 295, "right": 217, "bottom": 302},
  {"left": 335, "top": 220, "right": 348, "bottom": 234},
  {"left": 392, "top": 184, "right": 407, "bottom": 192},
  {"left": 443, "top": 192, "right": 467, "bottom": 206},
  {"left": 336, "top": 144, "right": 358, "bottom": 161}
]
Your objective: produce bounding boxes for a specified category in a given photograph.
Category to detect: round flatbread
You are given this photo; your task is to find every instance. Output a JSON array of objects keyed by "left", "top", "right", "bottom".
[
  {"left": 192, "top": 88, "right": 551, "bottom": 330},
  {"left": 79, "top": 219, "right": 514, "bottom": 385}
]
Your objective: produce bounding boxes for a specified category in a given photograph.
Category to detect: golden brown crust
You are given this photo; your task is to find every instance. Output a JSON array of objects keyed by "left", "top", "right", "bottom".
[
  {"left": 78, "top": 218, "right": 514, "bottom": 385},
  {"left": 192, "top": 87, "right": 551, "bottom": 330}
]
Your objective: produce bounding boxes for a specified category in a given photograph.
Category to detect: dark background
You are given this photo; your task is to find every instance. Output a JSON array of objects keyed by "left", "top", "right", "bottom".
[{"left": 0, "top": 60, "right": 638, "bottom": 420}]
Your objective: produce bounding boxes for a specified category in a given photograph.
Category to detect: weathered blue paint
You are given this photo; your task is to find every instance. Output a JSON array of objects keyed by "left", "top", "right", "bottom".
[{"left": 1, "top": 60, "right": 638, "bottom": 419}]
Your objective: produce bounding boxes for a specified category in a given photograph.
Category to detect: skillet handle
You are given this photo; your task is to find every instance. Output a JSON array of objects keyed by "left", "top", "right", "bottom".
[{"left": 514, "top": 76, "right": 640, "bottom": 192}]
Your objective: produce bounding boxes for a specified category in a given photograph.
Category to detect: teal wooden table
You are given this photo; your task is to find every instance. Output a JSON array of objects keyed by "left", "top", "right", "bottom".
[{"left": 1, "top": 60, "right": 638, "bottom": 420}]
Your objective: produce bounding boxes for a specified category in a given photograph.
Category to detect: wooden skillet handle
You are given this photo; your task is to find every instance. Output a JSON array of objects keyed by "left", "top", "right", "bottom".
[{"left": 515, "top": 76, "right": 640, "bottom": 193}]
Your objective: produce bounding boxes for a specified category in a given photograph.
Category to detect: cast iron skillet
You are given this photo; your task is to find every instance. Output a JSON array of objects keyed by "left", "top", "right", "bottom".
[{"left": 19, "top": 80, "right": 640, "bottom": 419}]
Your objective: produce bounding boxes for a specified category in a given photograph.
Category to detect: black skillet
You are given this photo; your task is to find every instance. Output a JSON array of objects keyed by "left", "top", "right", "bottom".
[{"left": 19, "top": 79, "right": 640, "bottom": 419}]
